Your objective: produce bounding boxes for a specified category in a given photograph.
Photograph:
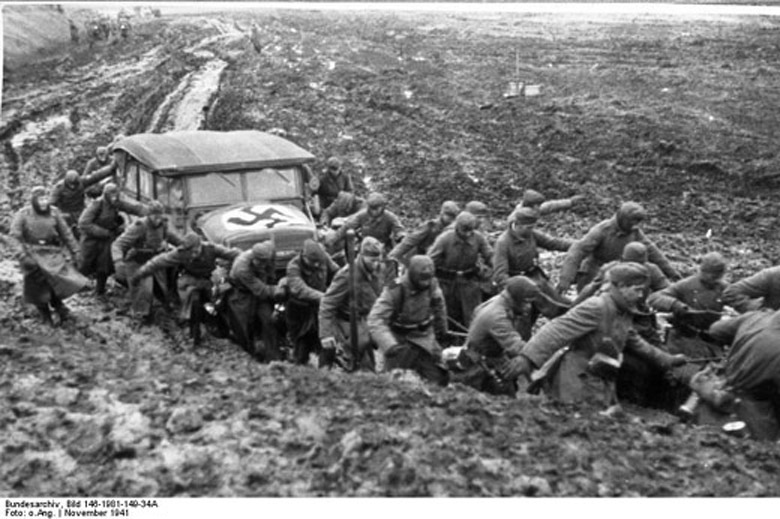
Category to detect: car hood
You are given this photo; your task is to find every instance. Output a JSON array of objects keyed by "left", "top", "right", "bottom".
[{"left": 197, "top": 202, "right": 314, "bottom": 246}]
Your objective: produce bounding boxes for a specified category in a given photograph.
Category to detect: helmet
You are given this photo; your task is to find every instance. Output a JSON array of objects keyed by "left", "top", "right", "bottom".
[
  {"left": 367, "top": 193, "right": 386, "bottom": 209},
  {"left": 251, "top": 241, "right": 275, "bottom": 260}
]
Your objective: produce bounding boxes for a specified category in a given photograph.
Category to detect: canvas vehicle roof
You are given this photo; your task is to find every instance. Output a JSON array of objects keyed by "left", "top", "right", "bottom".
[{"left": 113, "top": 130, "right": 315, "bottom": 176}]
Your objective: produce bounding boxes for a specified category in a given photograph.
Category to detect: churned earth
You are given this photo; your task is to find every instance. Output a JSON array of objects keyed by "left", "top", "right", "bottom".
[{"left": 1, "top": 4, "right": 780, "bottom": 497}]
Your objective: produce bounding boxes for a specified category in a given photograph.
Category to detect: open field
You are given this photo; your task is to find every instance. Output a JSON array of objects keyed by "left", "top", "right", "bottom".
[{"left": 1, "top": 4, "right": 780, "bottom": 498}]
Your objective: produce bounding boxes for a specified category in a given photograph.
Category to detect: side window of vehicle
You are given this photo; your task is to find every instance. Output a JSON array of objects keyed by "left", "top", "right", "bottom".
[
  {"left": 155, "top": 177, "right": 185, "bottom": 209},
  {"left": 124, "top": 161, "right": 139, "bottom": 197},
  {"left": 138, "top": 165, "right": 154, "bottom": 202},
  {"left": 155, "top": 176, "right": 187, "bottom": 231}
]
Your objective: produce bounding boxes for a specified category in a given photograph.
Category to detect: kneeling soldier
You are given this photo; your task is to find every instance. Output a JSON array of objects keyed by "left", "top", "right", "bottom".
[
  {"left": 111, "top": 201, "right": 181, "bottom": 322},
  {"left": 226, "top": 242, "right": 287, "bottom": 362},
  {"left": 286, "top": 239, "right": 339, "bottom": 365},
  {"left": 131, "top": 233, "right": 239, "bottom": 346},
  {"left": 460, "top": 276, "right": 542, "bottom": 396},
  {"left": 368, "top": 255, "right": 449, "bottom": 386},
  {"left": 319, "top": 236, "right": 385, "bottom": 371}
]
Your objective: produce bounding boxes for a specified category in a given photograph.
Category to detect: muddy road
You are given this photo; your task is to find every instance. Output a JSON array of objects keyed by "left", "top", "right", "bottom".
[{"left": 1, "top": 6, "right": 780, "bottom": 497}]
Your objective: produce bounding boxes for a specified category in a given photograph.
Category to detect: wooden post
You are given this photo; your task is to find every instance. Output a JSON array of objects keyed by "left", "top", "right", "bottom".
[{"left": 344, "top": 229, "right": 359, "bottom": 371}]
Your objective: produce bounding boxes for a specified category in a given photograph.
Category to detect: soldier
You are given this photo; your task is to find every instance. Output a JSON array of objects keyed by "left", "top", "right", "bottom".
[
  {"left": 331, "top": 193, "right": 405, "bottom": 253},
  {"left": 648, "top": 252, "right": 728, "bottom": 359},
  {"left": 722, "top": 265, "right": 780, "bottom": 314},
  {"left": 704, "top": 308, "right": 780, "bottom": 441},
  {"left": 82, "top": 146, "right": 112, "bottom": 179},
  {"left": 493, "top": 207, "right": 572, "bottom": 307},
  {"left": 464, "top": 200, "right": 497, "bottom": 301},
  {"left": 574, "top": 242, "right": 669, "bottom": 306},
  {"left": 428, "top": 211, "right": 492, "bottom": 329},
  {"left": 78, "top": 183, "right": 146, "bottom": 297},
  {"left": 647, "top": 252, "right": 729, "bottom": 411},
  {"left": 368, "top": 255, "right": 449, "bottom": 386},
  {"left": 286, "top": 239, "right": 340, "bottom": 365},
  {"left": 460, "top": 276, "right": 542, "bottom": 396},
  {"left": 315, "top": 156, "right": 354, "bottom": 211},
  {"left": 320, "top": 191, "right": 365, "bottom": 228},
  {"left": 131, "top": 233, "right": 239, "bottom": 347},
  {"left": 575, "top": 242, "right": 672, "bottom": 407},
  {"left": 388, "top": 200, "right": 459, "bottom": 268},
  {"left": 111, "top": 201, "right": 182, "bottom": 322},
  {"left": 224, "top": 242, "right": 286, "bottom": 361},
  {"left": 319, "top": 236, "right": 385, "bottom": 371},
  {"left": 503, "top": 263, "right": 686, "bottom": 409},
  {"left": 320, "top": 191, "right": 365, "bottom": 261},
  {"left": 51, "top": 169, "right": 115, "bottom": 238},
  {"left": 10, "top": 186, "right": 88, "bottom": 325},
  {"left": 515, "top": 189, "right": 585, "bottom": 217},
  {"left": 557, "top": 201, "right": 679, "bottom": 295},
  {"left": 464, "top": 200, "right": 490, "bottom": 233}
]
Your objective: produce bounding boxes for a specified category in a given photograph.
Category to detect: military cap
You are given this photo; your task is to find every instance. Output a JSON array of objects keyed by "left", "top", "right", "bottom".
[
  {"left": 440, "top": 200, "right": 460, "bottom": 218},
  {"left": 608, "top": 262, "right": 649, "bottom": 286},
  {"left": 366, "top": 193, "right": 386, "bottom": 209},
  {"left": 700, "top": 252, "right": 727, "bottom": 274},
  {"left": 455, "top": 211, "right": 478, "bottom": 232},
  {"left": 465, "top": 200, "right": 488, "bottom": 217},
  {"left": 64, "top": 170, "right": 79, "bottom": 183},
  {"left": 301, "top": 239, "right": 327, "bottom": 265},
  {"left": 511, "top": 207, "right": 539, "bottom": 226},
  {"left": 102, "top": 182, "right": 118, "bottom": 196},
  {"left": 360, "top": 236, "right": 384, "bottom": 257},
  {"left": 522, "top": 189, "right": 546, "bottom": 206},
  {"left": 617, "top": 201, "right": 647, "bottom": 221},
  {"left": 251, "top": 241, "right": 275, "bottom": 260},
  {"left": 408, "top": 255, "right": 435, "bottom": 284},
  {"left": 31, "top": 185, "right": 47, "bottom": 199},
  {"left": 326, "top": 156, "right": 342, "bottom": 170},
  {"left": 180, "top": 233, "right": 201, "bottom": 251},
  {"left": 505, "top": 276, "right": 541, "bottom": 305},
  {"left": 621, "top": 242, "right": 648, "bottom": 263}
]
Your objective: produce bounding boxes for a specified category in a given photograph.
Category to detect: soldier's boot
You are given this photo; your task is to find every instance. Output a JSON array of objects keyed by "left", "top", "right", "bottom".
[
  {"left": 51, "top": 296, "right": 72, "bottom": 324},
  {"left": 190, "top": 319, "right": 202, "bottom": 348},
  {"left": 96, "top": 274, "right": 108, "bottom": 296},
  {"left": 36, "top": 305, "right": 54, "bottom": 326}
]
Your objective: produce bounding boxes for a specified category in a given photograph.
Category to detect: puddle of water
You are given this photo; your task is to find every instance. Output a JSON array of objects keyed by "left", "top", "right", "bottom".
[
  {"left": 147, "top": 70, "right": 197, "bottom": 132},
  {"left": 10, "top": 115, "right": 71, "bottom": 148},
  {"left": 171, "top": 59, "right": 228, "bottom": 131}
]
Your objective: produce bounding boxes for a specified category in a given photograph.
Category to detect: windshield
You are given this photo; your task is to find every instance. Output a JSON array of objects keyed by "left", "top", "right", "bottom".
[
  {"left": 246, "top": 167, "right": 301, "bottom": 201},
  {"left": 187, "top": 168, "right": 302, "bottom": 207},
  {"left": 188, "top": 172, "right": 244, "bottom": 206}
]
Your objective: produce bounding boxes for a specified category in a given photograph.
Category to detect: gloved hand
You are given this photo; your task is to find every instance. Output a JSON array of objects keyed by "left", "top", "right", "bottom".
[
  {"left": 498, "top": 355, "right": 532, "bottom": 381},
  {"left": 666, "top": 353, "right": 688, "bottom": 368},
  {"left": 273, "top": 285, "right": 287, "bottom": 303},
  {"left": 672, "top": 303, "right": 691, "bottom": 318},
  {"left": 555, "top": 281, "right": 571, "bottom": 296},
  {"left": 599, "top": 337, "right": 619, "bottom": 357}
]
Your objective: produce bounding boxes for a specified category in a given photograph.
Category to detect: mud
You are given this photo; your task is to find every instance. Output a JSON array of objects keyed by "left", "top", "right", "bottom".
[{"left": 2, "top": 6, "right": 780, "bottom": 497}]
